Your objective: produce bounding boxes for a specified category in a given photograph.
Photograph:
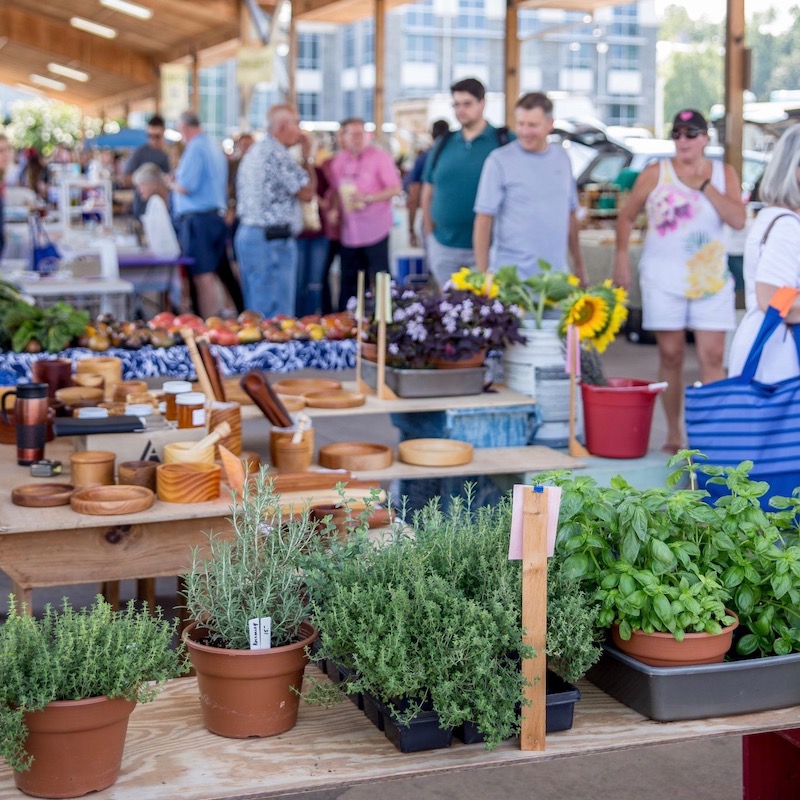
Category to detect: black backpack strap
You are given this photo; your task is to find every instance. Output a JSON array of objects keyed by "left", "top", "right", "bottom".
[
  {"left": 428, "top": 130, "right": 453, "bottom": 175},
  {"left": 496, "top": 126, "right": 510, "bottom": 147}
]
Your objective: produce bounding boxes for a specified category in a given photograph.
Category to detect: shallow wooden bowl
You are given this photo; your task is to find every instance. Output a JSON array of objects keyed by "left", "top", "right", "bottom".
[
  {"left": 157, "top": 462, "right": 221, "bottom": 503},
  {"left": 304, "top": 390, "right": 366, "bottom": 409},
  {"left": 271, "top": 378, "right": 342, "bottom": 396},
  {"left": 397, "top": 438, "right": 474, "bottom": 467},
  {"left": 55, "top": 386, "right": 104, "bottom": 406},
  {"left": 163, "top": 441, "right": 216, "bottom": 465},
  {"left": 276, "top": 394, "right": 305, "bottom": 412},
  {"left": 12, "top": 483, "right": 75, "bottom": 508},
  {"left": 70, "top": 485, "right": 154, "bottom": 515},
  {"left": 318, "top": 442, "right": 393, "bottom": 471}
]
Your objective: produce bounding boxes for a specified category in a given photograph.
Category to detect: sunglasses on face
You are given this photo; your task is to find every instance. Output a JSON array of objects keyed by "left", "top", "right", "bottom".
[{"left": 671, "top": 128, "right": 703, "bottom": 140}]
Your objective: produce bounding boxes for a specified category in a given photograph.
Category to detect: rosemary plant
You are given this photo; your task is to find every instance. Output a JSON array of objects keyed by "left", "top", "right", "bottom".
[{"left": 0, "top": 596, "right": 185, "bottom": 773}]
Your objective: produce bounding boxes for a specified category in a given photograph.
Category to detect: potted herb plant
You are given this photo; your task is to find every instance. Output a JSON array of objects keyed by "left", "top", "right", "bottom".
[
  {"left": 0, "top": 596, "right": 184, "bottom": 799},
  {"left": 181, "top": 470, "right": 324, "bottom": 739},
  {"left": 540, "top": 452, "right": 800, "bottom": 667},
  {"left": 304, "top": 491, "right": 601, "bottom": 751}
]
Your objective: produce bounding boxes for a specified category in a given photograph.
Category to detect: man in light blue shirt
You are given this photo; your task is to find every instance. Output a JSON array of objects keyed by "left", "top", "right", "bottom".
[
  {"left": 473, "top": 92, "right": 586, "bottom": 283},
  {"left": 171, "top": 110, "right": 234, "bottom": 318}
]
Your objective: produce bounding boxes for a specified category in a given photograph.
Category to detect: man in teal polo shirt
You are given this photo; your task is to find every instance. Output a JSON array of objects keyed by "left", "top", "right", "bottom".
[{"left": 421, "top": 77, "right": 511, "bottom": 288}]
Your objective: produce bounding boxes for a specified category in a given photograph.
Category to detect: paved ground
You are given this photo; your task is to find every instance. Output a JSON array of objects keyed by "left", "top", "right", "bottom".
[{"left": 1, "top": 336, "right": 745, "bottom": 800}]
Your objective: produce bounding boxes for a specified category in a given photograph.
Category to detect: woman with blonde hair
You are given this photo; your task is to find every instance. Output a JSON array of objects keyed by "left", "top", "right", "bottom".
[{"left": 728, "top": 123, "right": 800, "bottom": 382}]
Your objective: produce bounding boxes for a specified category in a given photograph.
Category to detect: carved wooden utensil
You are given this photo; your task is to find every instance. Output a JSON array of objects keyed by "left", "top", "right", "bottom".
[{"left": 239, "top": 371, "right": 293, "bottom": 428}]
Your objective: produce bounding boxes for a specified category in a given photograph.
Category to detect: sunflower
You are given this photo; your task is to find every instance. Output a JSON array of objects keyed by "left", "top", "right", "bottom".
[
  {"left": 448, "top": 267, "right": 499, "bottom": 298},
  {"left": 564, "top": 293, "right": 610, "bottom": 340}
]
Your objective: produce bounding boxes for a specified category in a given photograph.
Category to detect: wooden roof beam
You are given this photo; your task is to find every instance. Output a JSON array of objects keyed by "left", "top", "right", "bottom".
[{"left": 1, "top": 6, "right": 157, "bottom": 85}]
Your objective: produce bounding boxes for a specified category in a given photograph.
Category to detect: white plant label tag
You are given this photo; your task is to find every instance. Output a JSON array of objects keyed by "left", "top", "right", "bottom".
[{"left": 248, "top": 616, "right": 272, "bottom": 650}]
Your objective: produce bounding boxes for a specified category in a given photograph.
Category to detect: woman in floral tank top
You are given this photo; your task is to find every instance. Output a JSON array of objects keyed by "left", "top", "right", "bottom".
[{"left": 614, "top": 109, "right": 746, "bottom": 453}]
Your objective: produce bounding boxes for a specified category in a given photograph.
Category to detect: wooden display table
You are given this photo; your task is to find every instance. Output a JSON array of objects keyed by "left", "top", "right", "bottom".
[{"left": 0, "top": 671, "right": 796, "bottom": 799}]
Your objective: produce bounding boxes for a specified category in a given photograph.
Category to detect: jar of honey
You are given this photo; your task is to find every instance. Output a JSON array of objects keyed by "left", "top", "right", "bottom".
[
  {"left": 176, "top": 392, "right": 207, "bottom": 429},
  {"left": 163, "top": 380, "right": 192, "bottom": 421}
]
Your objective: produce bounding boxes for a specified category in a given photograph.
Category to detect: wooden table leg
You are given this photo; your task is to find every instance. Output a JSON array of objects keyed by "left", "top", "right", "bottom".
[
  {"left": 137, "top": 578, "right": 157, "bottom": 611},
  {"left": 102, "top": 580, "right": 121, "bottom": 610},
  {"left": 10, "top": 581, "right": 32, "bottom": 614},
  {"left": 743, "top": 728, "right": 800, "bottom": 799}
]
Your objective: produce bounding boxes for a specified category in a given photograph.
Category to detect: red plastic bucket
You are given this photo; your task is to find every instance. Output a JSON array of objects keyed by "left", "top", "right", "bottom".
[{"left": 581, "top": 378, "right": 660, "bottom": 459}]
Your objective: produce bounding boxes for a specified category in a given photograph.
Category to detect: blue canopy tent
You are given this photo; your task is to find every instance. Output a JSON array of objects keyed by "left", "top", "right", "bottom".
[{"left": 86, "top": 129, "right": 148, "bottom": 149}]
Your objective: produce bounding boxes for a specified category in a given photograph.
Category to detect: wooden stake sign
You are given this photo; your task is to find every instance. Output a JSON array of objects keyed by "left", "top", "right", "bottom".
[
  {"left": 567, "top": 324, "right": 590, "bottom": 458},
  {"left": 509, "top": 484, "right": 561, "bottom": 751},
  {"left": 355, "top": 270, "right": 365, "bottom": 389},
  {"left": 366, "top": 271, "right": 397, "bottom": 400}
]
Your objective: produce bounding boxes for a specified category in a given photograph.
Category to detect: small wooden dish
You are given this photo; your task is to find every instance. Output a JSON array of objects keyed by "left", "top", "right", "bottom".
[
  {"left": 304, "top": 390, "right": 366, "bottom": 409},
  {"left": 397, "top": 438, "right": 474, "bottom": 467},
  {"left": 318, "top": 442, "right": 393, "bottom": 471},
  {"left": 277, "top": 394, "right": 305, "bottom": 412},
  {"left": 271, "top": 378, "right": 342, "bottom": 396},
  {"left": 157, "top": 462, "right": 221, "bottom": 503},
  {"left": 12, "top": 483, "right": 75, "bottom": 508},
  {"left": 55, "top": 386, "right": 104, "bottom": 406},
  {"left": 70, "top": 485, "right": 154, "bottom": 516}
]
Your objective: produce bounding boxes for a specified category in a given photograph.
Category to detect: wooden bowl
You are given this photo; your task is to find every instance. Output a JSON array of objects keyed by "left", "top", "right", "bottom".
[
  {"left": 304, "top": 390, "right": 366, "bottom": 409},
  {"left": 12, "top": 483, "right": 75, "bottom": 508},
  {"left": 55, "top": 386, "right": 104, "bottom": 406},
  {"left": 277, "top": 394, "right": 305, "bottom": 412},
  {"left": 271, "top": 378, "right": 342, "bottom": 397},
  {"left": 70, "top": 485, "right": 154, "bottom": 516},
  {"left": 318, "top": 442, "right": 394, "bottom": 471},
  {"left": 156, "top": 462, "right": 221, "bottom": 503},
  {"left": 397, "top": 438, "right": 474, "bottom": 467},
  {"left": 163, "top": 441, "right": 216, "bottom": 465}
]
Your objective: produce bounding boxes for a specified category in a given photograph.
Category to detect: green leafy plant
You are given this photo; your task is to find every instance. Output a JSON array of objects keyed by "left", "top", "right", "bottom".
[
  {"left": 538, "top": 451, "right": 800, "bottom": 657},
  {"left": 0, "top": 596, "right": 185, "bottom": 773},
  {"left": 494, "top": 262, "right": 578, "bottom": 328},
  {"left": 3, "top": 301, "right": 89, "bottom": 353},
  {"left": 182, "top": 471, "right": 360, "bottom": 650},
  {"left": 304, "top": 491, "right": 600, "bottom": 748}
]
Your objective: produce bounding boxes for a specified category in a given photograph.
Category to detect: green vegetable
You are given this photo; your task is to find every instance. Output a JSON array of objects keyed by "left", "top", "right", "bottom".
[{"left": 3, "top": 301, "right": 89, "bottom": 353}]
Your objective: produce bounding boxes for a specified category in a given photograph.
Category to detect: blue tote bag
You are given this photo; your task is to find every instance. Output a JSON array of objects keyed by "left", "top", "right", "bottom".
[{"left": 685, "top": 287, "right": 800, "bottom": 505}]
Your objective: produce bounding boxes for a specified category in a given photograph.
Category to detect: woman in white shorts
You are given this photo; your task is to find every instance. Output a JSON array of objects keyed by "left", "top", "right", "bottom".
[{"left": 614, "top": 109, "right": 746, "bottom": 452}]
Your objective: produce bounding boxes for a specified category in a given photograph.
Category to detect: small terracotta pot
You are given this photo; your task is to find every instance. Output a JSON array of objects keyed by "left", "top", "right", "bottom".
[
  {"left": 430, "top": 349, "right": 487, "bottom": 370},
  {"left": 611, "top": 612, "right": 739, "bottom": 667},
  {"left": 361, "top": 342, "right": 378, "bottom": 362},
  {"left": 15, "top": 696, "right": 136, "bottom": 799},
  {"left": 182, "top": 621, "right": 317, "bottom": 738}
]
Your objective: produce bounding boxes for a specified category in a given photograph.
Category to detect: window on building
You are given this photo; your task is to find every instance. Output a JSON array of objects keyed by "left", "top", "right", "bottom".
[
  {"left": 343, "top": 26, "right": 357, "bottom": 69},
  {"left": 609, "top": 4, "right": 638, "bottom": 37},
  {"left": 457, "top": 0, "right": 484, "bottom": 31},
  {"left": 297, "top": 33, "right": 319, "bottom": 70},
  {"left": 199, "top": 64, "right": 227, "bottom": 141},
  {"left": 406, "top": 34, "right": 435, "bottom": 63},
  {"left": 362, "top": 90, "right": 374, "bottom": 122},
  {"left": 344, "top": 89, "right": 357, "bottom": 119},
  {"left": 297, "top": 92, "right": 320, "bottom": 121},
  {"left": 405, "top": 0, "right": 435, "bottom": 28},
  {"left": 454, "top": 36, "right": 486, "bottom": 63},
  {"left": 609, "top": 44, "right": 638, "bottom": 71},
  {"left": 608, "top": 103, "right": 637, "bottom": 125},
  {"left": 363, "top": 20, "right": 375, "bottom": 65},
  {"left": 563, "top": 42, "right": 592, "bottom": 70}
]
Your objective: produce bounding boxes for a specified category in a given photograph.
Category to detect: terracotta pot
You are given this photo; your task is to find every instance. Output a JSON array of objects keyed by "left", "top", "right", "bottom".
[
  {"left": 611, "top": 613, "right": 739, "bottom": 667},
  {"left": 183, "top": 621, "right": 317, "bottom": 738},
  {"left": 15, "top": 696, "right": 136, "bottom": 799},
  {"left": 361, "top": 342, "right": 378, "bottom": 362},
  {"left": 430, "top": 349, "right": 487, "bottom": 370}
]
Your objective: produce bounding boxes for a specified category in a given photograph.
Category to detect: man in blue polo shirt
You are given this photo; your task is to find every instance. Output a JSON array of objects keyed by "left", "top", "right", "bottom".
[
  {"left": 171, "top": 110, "right": 230, "bottom": 319},
  {"left": 421, "top": 78, "right": 511, "bottom": 288}
]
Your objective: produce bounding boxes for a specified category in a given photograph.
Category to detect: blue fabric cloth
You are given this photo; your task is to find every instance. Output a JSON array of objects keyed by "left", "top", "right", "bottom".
[
  {"left": 234, "top": 223, "right": 298, "bottom": 318},
  {"left": 0, "top": 340, "right": 357, "bottom": 382},
  {"left": 296, "top": 236, "right": 330, "bottom": 317},
  {"left": 173, "top": 133, "right": 227, "bottom": 217}
]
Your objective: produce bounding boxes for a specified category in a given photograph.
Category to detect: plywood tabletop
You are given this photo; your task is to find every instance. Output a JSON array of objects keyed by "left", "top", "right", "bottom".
[{"left": 0, "top": 670, "right": 795, "bottom": 800}]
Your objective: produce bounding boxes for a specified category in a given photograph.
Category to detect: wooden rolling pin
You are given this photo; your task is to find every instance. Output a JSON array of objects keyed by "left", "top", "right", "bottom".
[
  {"left": 182, "top": 328, "right": 216, "bottom": 401},
  {"left": 187, "top": 421, "right": 232, "bottom": 452}
]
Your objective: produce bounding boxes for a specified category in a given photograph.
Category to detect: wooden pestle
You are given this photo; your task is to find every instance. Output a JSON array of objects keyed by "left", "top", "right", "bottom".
[{"left": 188, "top": 421, "right": 232, "bottom": 452}]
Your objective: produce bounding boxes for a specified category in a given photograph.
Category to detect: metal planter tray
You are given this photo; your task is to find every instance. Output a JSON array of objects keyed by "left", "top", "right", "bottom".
[
  {"left": 588, "top": 643, "right": 800, "bottom": 722},
  {"left": 361, "top": 360, "right": 485, "bottom": 398}
]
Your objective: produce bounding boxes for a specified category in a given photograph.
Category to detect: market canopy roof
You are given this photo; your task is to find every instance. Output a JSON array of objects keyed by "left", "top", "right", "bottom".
[{"left": 0, "top": 0, "right": 241, "bottom": 112}]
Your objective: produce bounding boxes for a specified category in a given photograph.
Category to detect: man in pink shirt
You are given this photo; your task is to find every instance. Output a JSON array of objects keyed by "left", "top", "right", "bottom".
[{"left": 328, "top": 118, "right": 402, "bottom": 310}]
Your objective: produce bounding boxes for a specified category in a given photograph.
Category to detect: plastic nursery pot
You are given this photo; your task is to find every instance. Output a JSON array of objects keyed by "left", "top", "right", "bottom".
[
  {"left": 14, "top": 696, "right": 136, "bottom": 799},
  {"left": 611, "top": 613, "right": 739, "bottom": 668},
  {"left": 182, "top": 621, "right": 317, "bottom": 738},
  {"left": 376, "top": 697, "right": 453, "bottom": 753}
]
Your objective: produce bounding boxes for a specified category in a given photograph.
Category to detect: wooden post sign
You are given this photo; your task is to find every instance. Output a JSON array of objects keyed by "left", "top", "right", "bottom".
[
  {"left": 355, "top": 270, "right": 365, "bottom": 390},
  {"left": 368, "top": 271, "right": 397, "bottom": 400},
  {"left": 509, "top": 483, "right": 562, "bottom": 751}
]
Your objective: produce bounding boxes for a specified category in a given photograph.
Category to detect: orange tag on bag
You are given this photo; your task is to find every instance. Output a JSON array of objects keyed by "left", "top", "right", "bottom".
[{"left": 770, "top": 287, "right": 799, "bottom": 318}]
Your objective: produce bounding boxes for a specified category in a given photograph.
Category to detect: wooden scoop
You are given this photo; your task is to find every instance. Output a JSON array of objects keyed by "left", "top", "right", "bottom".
[
  {"left": 187, "top": 421, "right": 232, "bottom": 452},
  {"left": 240, "top": 371, "right": 294, "bottom": 428}
]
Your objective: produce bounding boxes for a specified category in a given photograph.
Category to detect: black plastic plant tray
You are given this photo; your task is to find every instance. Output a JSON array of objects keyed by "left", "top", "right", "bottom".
[
  {"left": 378, "top": 699, "right": 453, "bottom": 753},
  {"left": 588, "top": 644, "right": 800, "bottom": 722},
  {"left": 454, "top": 671, "right": 581, "bottom": 744}
]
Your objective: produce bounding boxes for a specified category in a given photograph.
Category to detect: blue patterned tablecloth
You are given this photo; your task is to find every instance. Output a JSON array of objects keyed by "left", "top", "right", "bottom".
[{"left": 0, "top": 339, "right": 357, "bottom": 383}]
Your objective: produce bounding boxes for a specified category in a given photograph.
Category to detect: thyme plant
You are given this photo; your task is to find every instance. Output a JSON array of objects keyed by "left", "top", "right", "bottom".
[{"left": 0, "top": 596, "right": 184, "bottom": 773}]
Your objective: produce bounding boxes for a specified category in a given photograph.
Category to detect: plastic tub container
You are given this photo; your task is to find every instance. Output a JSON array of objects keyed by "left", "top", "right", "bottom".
[{"left": 581, "top": 378, "right": 661, "bottom": 459}]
